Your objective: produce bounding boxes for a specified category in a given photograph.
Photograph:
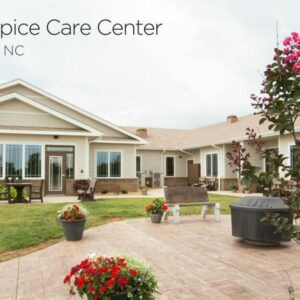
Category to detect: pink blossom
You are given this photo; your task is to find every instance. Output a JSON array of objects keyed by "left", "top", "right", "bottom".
[
  {"left": 291, "top": 32, "right": 299, "bottom": 42},
  {"left": 292, "top": 62, "right": 300, "bottom": 74},
  {"left": 296, "top": 50, "right": 300, "bottom": 57},
  {"left": 288, "top": 53, "right": 297, "bottom": 63},
  {"left": 283, "top": 37, "right": 292, "bottom": 46}
]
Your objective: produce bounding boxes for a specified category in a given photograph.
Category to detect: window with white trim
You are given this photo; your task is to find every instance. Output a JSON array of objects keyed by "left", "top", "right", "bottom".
[
  {"left": 0, "top": 145, "right": 3, "bottom": 178},
  {"left": 25, "top": 145, "right": 42, "bottom": 178},
  {"left": 165, "top": 156, "right": 175, "bottom": 177},
  {"left": 6, "top": 144, "right": 22, "bottom": 178},
  {"left": 96, "top": 151, "right": 121, "bottom": 178},
  {"left": 5, "top": 144, "right": 42, "bottom": 179},
  {"left": 206, "top": 153, "right": 218, "bottom": 177},
  {"left": 136, "top": 156, "right": 141, "bottom": 173}
]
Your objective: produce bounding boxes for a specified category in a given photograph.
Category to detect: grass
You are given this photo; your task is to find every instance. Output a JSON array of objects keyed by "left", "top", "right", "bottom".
[{"left": 0, "top": 194, "right": 239, "bottom": 254}]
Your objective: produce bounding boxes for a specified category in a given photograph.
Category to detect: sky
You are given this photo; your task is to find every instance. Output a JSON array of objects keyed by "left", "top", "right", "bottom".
[{"left": 0, "top": 0, "right": 299, "bottom": 129}]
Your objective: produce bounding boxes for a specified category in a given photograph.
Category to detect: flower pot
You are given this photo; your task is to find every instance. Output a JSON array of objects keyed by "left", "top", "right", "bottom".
[
  {"left": 60, "top": 218, "right": 86, "bottom": 241},
  {"left": 150, "top": 214, "right": 162, "bottom": 223},
  {"left": 111, "top": 292, "right": 129, "bottom": 300}
]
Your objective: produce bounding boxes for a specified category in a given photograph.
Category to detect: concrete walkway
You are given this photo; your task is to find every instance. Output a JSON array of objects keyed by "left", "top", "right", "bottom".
[{"left": 1, "top": 215, "right": 299, "bottom": 300}]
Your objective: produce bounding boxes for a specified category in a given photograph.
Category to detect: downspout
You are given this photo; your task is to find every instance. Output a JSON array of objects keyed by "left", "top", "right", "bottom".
[{"left": 211, "top": 144, "right": 222, "bottom": 191}]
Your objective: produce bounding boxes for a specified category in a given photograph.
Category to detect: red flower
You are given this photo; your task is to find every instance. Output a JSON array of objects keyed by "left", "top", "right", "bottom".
[
  {"left": 77, "top": 213, "right": 82, "bottom": 219},
  {"left": 99, "top": 286, "right": 107, "bottom": 293},
  {"left": 109, "top": 272, "right": 118, "bottom": 278},
  {"left": 70, "top": 215, "right": 75, "bottom": 223},
  {"left": 106, "top": 279, "right": 114, "bottom": 287},
  {"left": 63, "top": 274, "right": 71, "bottom": 283},
  {"left": 117, "top": 278, "right": 128, "bottom": 287},
  {"left": 76, "top": 277, "right": 85, "bottom": 288},
  {"left": 73, "top": 204, "right": 80, "bottom": 211},
  {"left": 88, "top": 285, "right": 94, "bottom": 292},
  {"left": 128, "top": 269, "right": 137, "bottom": 277},
  {"left": 162, "top": 203, "right": 168, "bottom": 211},
  {"left": 63, "top": 211, "right": 68, "bottom": 217},
  {"left": 145, "top": 204, "right": 153, "bottom": 212}
]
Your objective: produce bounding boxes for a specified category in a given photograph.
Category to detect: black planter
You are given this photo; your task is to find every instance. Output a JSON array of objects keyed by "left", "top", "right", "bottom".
[
  {"left": 230, "top": 196, "right": 293, "bottom": 245},
  {"left": 111, "top": 292, "right": 129, "bottom": 300},
  {"left": 60, "top": 218, "right": 86, "bottom": 241},
  {"left": 150, "top": 214, "right": 162, "bottom": 223}
]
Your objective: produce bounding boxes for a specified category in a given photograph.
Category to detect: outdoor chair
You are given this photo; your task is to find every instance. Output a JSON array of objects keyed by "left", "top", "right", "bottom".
[
  {"left": 29, "top": 180, "right": 44, "bottom": 203},
  {"left": 192, "top": 177, "right": 208, "bottom": 188},
  {"left": 163, "top": 186, "right": 221, "bottom": 223},
  {"left": 205, "top": 177, "right": 217, "bottom": 190},
  {"left": 0, "top": 185, "right": 11, "bottom": 203},
  {"left": 77, "top": 179, "right": 97, "bottom": 201}
]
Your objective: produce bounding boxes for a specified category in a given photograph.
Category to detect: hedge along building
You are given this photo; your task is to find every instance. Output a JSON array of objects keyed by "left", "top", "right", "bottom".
[{"left": 0, "top": 79, "right": 299, "bottom": 195}]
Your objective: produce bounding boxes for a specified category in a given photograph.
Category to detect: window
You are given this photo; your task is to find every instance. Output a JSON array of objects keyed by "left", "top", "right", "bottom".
[
  {"left": 0, "top": 145, "right": 2, "bottom": 178},
  {"left": 25, "top": 145, "right": 42, "bottom": 178},
  {"left": 206, "top": 153, "right": 218, "bottom": 177},
  {"left": 96, "top": 151, "right": 121, "bottom": 178},
  {"left": 291, "top": 146, "right": 300, "bottom": 168},
  {"left": 66, "top": 153, "right": 74, "bottom": 179},
  {"left": 165, "top": 156, "right": 175, "bottom": 176},
  {"left": 265, "top": 148, "right": 279, "bottom": 173},
  {"left": 6, "top": 144, "right": 22, "bottom": 178},
  {"left": 110, "top": 152, "right": 121, "bottom": 177},
  {"left": 136, "top": 156, "right": 141, "bottom": 173}
]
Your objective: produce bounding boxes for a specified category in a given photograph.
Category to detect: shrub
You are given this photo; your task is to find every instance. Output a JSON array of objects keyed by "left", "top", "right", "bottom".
[
  {"left": 101, "top": 189, "right": 108, "bottom": 194},
  {"left": 121, "top": 189, "right": 128, "bottom": 194}
]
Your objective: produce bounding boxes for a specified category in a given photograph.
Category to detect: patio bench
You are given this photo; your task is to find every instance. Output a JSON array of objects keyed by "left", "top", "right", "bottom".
[{"left": 163, "top": 186, "right": 221, "bottom": 223}]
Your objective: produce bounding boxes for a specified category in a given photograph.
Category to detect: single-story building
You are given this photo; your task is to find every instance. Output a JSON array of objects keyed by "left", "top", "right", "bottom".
[{"left": 0, "top": 79, "right": 299, "bottom": 195}]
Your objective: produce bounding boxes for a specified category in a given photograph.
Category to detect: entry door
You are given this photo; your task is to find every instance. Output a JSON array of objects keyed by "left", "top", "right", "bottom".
[
  {"left": 46, "top": 153, "right": 66, "bottom": 194},
  {"left": 187, "top": 160, "right": 200, "bottom": 185}
]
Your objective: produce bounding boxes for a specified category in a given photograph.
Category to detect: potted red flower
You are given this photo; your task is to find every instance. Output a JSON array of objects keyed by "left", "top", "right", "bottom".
[
  {"left": 64, "top": 255, "right": 158, "bottom": 300},
  {"left": 58, "top": 204, "right": 87, "bottom": 241},
  {"left": 145, "top": 198, "right": 168, "bottom": 223}
]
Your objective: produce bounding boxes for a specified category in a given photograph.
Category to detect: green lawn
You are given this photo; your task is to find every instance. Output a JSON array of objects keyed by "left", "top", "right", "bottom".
[{"left": 0, "top": 195, "right": 239, "bottom": 253}]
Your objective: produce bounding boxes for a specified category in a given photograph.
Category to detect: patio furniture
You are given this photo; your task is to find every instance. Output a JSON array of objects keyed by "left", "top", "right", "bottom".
[
  {"left": 29, "top": 180, "right": 44, "bottom": 203},
  {"left": 0, "top": 185, "right": 11, "bottom": 203},
  {"left": 230, "top": 196, "right": 293, "bottom": 245},
  {"left": 6, "top": 182, "right": 32, "bottom": 203},
  {"left": 77, "top": 179, "right": 97, "bottom": 201},
  {"left": 205, "top": 177, "right": 217, "bottom": 190},
  {"left": 163, "top": 186, "right": 221, "bottom": 223}
]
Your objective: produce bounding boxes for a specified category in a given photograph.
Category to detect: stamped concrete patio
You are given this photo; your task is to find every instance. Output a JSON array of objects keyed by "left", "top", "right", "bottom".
[{"left": 1, "top": 215, "right": 299, "bottom": 300}]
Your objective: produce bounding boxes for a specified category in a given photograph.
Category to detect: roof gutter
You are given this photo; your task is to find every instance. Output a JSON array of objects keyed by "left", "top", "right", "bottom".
[{"left": 175, "top": 147, "right": 194, "bottom": 156}]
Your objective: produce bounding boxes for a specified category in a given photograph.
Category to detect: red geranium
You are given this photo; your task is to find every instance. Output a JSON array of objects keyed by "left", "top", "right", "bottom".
[
  {"left": 58, "top": 203, "right": 86, "bottom": 222},
  {"left": 145, "top": 198, "right": 168, "bottom": 215},
  {"left": 64, "top": 255, "right": 158, "bottom": 299}
]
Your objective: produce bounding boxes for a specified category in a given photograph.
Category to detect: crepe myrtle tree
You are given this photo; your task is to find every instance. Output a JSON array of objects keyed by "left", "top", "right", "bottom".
[{"left": 228, "top": 32, "right": 300, "bottom": 242}]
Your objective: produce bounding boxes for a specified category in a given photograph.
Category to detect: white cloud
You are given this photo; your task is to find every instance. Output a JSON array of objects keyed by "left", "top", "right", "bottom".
[{"left": 0, "top": 0, "right": 299, "bottom": 128}]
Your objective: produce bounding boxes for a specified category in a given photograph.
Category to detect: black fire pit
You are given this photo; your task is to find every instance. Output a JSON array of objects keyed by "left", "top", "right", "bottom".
[{"left": 230, "top": 196, "right": 292, "bottom": 245}]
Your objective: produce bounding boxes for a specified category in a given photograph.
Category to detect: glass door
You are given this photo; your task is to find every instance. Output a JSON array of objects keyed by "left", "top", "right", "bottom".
[{"left": 49, "top": 156, "right": 63, "bottom": 192}]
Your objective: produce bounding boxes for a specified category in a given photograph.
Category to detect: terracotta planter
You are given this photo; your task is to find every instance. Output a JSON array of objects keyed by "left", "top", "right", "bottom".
[
  {"left": 150, "top": 214, "right": 162, "bottom": 223},
  {"left": 60, "top": 218, "right": 86, "bottom": 241}
]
